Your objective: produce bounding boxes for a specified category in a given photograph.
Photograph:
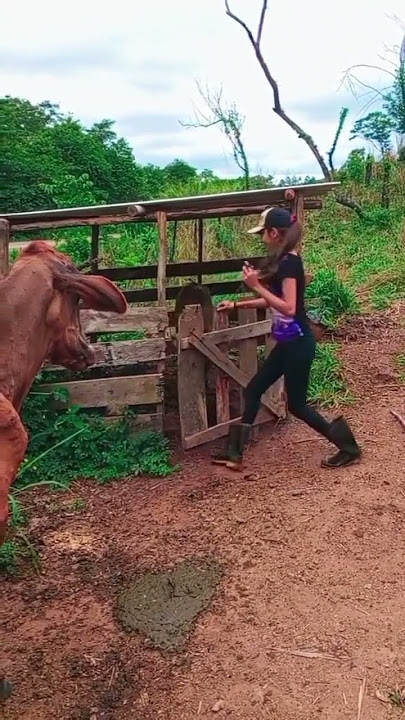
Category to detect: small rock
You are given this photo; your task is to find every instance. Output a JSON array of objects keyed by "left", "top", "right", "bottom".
[{"left": 212, "top": 699, "right": 225, "bottom": 712}]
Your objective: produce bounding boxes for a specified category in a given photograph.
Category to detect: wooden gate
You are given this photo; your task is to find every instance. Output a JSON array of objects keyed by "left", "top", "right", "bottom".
[{"left": 177, "top": 304, "right": 286, "bottom": 449}]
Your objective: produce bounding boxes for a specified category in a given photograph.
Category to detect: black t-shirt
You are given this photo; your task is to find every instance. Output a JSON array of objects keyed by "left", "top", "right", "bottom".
[{"left": 266, "top": 253, "right": 309, "bottom": 329}]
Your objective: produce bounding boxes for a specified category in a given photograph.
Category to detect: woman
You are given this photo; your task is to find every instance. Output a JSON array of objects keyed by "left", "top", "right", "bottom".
[{"left": 212, "top": 206, "right": 361, "bottom": 470}]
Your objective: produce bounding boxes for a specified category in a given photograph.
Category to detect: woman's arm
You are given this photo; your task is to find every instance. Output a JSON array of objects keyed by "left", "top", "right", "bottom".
[
  {"left": 254, "top": 278, "right": 297, "bottom": 316},
  {"left": 242, "top": 265, "right": 297, "bottom": 316},
  {"left": 236, "top": 297, "right": 267, "bottom": 309}
]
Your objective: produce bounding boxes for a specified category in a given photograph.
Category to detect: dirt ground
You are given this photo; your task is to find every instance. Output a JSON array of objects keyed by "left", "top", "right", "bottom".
[{"left": 1, "top": 309, "right": 405, "bottom": 720}]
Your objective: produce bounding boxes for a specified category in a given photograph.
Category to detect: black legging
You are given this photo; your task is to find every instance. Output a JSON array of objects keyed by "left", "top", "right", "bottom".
[{"left": 242, "top": 329, "right": 331, "bottom": 438}]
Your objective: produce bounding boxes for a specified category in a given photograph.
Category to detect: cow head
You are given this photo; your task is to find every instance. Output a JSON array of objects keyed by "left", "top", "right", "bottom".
[{"left": 20, "top": 241, "right": 127, "bottom": 371}]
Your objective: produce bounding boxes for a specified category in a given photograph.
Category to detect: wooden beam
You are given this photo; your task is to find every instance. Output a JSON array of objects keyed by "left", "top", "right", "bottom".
[
  {"left": 178, "top": 305, "right": 208, "bottom": 445},
  {"left": 197, "top": 218, "right": 204, "bottom": 284},
  {"left": 39, "top": 374, "right": 163, "bottom": 409},
  {"left": 238, "top": 308, "right": 258, "bottom": 414},
  {"left": 214, "top": 311, "right": 230, "bottom": 424},
  {"left": 90, "top": 225, "right": 100, "bottom": 272},
  {"left": 93, "top": 256, "right": 266, "bottom": 282},
  {"left": 183, "top": 412, "right": 275, "bottom": 450},
  {"left": 45, "top": 339, "right": 166, "bottom": 370},
  {"left": 123, "top": 280, "right": 247, "bottom": 304},
  {"left": 8, "top": 199, "right": 323, "bottom": 232},
  {"left": 81, "top": 307, "right": 168, "bottom": 335},
  {"left": 0, "top": 219, "right": 10, "bottom": 277},
  {"left": 180, "top": 318, "right": 273, "bottom": 349},
  {"left": 188, "top": 334, "right": 281, "bottom": 417},
  {"left": 156, "top": 211, "right": 168, "bottom": 306}
]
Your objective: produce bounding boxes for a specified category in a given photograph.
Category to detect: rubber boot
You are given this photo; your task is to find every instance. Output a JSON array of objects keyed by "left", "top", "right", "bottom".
[
  {"left": 0, "top": 678, "right": 13, "bottom": 702},
  {"left": 321, "top": 416, "right": 362, "bottom": 468},
  {"left": 211, "top": 423, "right": 252, "bottom": 471}
]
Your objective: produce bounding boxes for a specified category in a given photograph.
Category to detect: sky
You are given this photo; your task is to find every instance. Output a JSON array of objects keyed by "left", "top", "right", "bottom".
[{"left": 2, "top": 0, "right": 404, "bottom": 178}]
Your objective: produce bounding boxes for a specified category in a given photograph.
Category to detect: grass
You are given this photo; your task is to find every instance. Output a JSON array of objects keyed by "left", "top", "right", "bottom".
[{"left": 308, "top": 343, "right": 353, "bottom": 408}]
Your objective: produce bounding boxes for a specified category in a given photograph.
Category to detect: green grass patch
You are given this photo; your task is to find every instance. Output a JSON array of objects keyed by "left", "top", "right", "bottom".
[{"left": 308, "top": 342, "right": 352, "bottom": 407}]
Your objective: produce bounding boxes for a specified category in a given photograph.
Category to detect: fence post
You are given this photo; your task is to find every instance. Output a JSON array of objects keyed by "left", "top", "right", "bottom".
[
  {"left": 156, "top": 211, "right": 168, "bottom": 305},
  {"left": 214, "top": 309, "right": 230, "bottom": 424},
  {"left": 0, "top": 219, "right": 10, "bottom": 277},
  {"left": 178, "top": 304, "right": 208, "bottom": 447},
  {"left": 90, "top": 225, "right": 100, "bottom": 273}
]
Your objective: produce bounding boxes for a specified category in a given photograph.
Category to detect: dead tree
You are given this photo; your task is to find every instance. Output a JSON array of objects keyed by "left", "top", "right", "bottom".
[
  {"left": 224, "top": 0, "right": 364, "bottom": 216},
  {"left": 182, "top": 83, "right": 251, "bottom": 189}
]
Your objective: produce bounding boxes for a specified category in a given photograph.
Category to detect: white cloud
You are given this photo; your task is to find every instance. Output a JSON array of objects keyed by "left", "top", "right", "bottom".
[{"left": 2, "top": 0, "right": 404, "bottom": 176}]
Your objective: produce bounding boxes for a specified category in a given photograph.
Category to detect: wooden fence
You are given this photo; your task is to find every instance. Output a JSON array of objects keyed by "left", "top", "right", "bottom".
[
  {"left": 40, "top": 306, "right": 169, "bottom": 430},
  {"left": 177, "top": 305, "right": 286, "bottom": 449}
]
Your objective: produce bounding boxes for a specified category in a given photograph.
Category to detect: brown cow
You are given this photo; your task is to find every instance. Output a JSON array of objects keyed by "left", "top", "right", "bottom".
[{"left": 0, "top": 240, "right": 127, "bottom": 545}]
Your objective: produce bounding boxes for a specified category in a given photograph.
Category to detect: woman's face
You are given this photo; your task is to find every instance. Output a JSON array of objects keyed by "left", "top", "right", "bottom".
[{"left": 262, "top": 227, "right": 280, "bottom": 248}]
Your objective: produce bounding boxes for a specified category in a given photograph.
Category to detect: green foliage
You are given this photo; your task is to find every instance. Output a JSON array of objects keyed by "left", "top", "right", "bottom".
[
  {"left": 383, "top": 67, "right": 405, "bottom": 136},
  {"left": 351, "top": 111, "right": 395, "bottom": 156},
  {"left": 18, "top": 383, "right": 174, "bottom": 489},
  {"left": 308, "top": 343, "right": 352, "bottom": 407},
  {"left": 306, "top": 268, "right": 358, "bottom": 327}
]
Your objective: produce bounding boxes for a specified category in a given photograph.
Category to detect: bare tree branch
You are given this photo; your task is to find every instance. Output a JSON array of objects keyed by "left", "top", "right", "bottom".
[
  {"left": 224, "top": 0, "right": 366, "bottom": 217},
  {"left": 181, "top": 82, "right": 251, "bottom": 188},
  {"left": 256, "top": 0, "right": 268, "bottom": 45},
  {"left": 224, "top": 0, "right": 331, "bottom": 179}
]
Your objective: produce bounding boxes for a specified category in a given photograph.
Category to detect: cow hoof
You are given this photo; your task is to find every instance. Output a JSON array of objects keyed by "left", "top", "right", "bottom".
[{"left": 0, "top": 678, "right": 13, "bottom": 702}]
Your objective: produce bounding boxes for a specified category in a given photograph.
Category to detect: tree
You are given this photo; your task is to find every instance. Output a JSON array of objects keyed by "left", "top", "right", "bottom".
[
  {"left": 222, "top": 1, "right": 364, "bottom": 216},
  {"left": 182, "top": 84, "right": 251, "bottom": 189},
  {"left": 163, "top": 159, "right": 198, "bottom": 186},
  {"left": 328, "top": 108, "right": 349, "bottom": 174},
  {"left": 351, "top": 111, "right": 395, "bottom": 156}
]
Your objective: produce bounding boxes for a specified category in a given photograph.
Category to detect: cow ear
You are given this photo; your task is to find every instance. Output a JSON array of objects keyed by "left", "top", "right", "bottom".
[{"left": 53, "top": 274, "right": 127, "bottom": 313}]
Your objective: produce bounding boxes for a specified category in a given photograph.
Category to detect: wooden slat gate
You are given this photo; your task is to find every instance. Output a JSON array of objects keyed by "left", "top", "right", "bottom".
[
  {"left": 40, "top": 306, "right": 169, "bottom": 430},
  {"left": 178, "top": 304, "right": 286, "bottom": 449}
]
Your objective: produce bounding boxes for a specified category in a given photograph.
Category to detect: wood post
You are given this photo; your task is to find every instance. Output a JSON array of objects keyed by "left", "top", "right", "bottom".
[
  {"left": 156, "top": 211, "right": 168, "bottom": 306},
  {"left": 214, "top": 310, "right": 230, "bottom": 424},
  {"left": 197, "top": 218, "right": 204, "bottom": 284},
  {"left": 292, "top": 190, "right": 305, "bottom": 253},
  {"left": 0, "top": 219, "right": 10, "bottom": 277},
  {"left": 178, "top": 305, "right": 208, "bottom": 445},
  {"left": 90, "top": 225, "right": 100, "bottom": 273}
]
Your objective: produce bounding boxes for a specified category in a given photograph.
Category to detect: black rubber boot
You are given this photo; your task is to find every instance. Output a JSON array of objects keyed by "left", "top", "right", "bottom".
[
  {"left": 211, "top": 423, "right": 252, "bottom": 471},
  {"left": 0, "top": 678, "right": 13, "bottom": 702},
  {"left": 321, "top": 416, "right": 362, "bottom": 468}
]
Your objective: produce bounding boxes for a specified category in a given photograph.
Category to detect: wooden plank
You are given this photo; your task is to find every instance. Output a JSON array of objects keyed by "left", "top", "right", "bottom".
[
  {"left": 214, "top": 311, "right": 230, "bottom": 424},
  {"left": 45, "top": 339, "right": 166, "bottom": 370},
  {"left": 238, "top": 308, "right": 258, "bottom": 409},
  {"left": 188, "top": 335, "right": 281, "bottom": 417},
  {"left": 94, "top": 256, "right": 266, "bottom": 282},
  {"left": 293, "top": 191, "right": 305, "bottom": 253},
  {"left": 180, "top": 319, "right": 273, "bottom": 349},
  {"left": 0, "top": 219, "right": 10, "bottom": 277},
  {"left": 156, "top": 211, "right": 168, "bottom": 305},
  {"left": 90, "top": 225, "right": 100, "bottom": 272},
  {"left": 183, "top": 412, "right": 274, "bottom": 450},
  {"left": 81, "top": 307, "right": 168, "bottom": 335},
  {"left": 197, "top": 218, "right": 204, "bottom": 284},
  {"left": 39, "top": 375, "right": 163, "bottom": 409},
  {"left": 178, "top": 305, "right": 208, "bottom": 445}
]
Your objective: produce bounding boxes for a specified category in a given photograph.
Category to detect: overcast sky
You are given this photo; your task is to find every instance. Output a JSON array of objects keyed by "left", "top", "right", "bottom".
[{"left": 2, "top": 0, "right": 404, "bottom": 178}]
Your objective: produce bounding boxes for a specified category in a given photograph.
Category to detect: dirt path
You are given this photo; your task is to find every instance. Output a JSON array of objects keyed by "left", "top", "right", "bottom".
[{"left": 1, "top": 315, "right": 405, "bottom": 720}]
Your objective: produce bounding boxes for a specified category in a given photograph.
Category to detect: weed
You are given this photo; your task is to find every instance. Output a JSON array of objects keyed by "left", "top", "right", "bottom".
[
  {"left": 388, "top": 687, "right": 405, "bottom": 708},
  {"left": 308, "top": 343, "right": 353, "bottom": 408},
  {"left": 306, "top": 268, "right": 359, "bottom": 327},
  {"left": 19, "top": 385, "right": 174, "bottom": 489}
]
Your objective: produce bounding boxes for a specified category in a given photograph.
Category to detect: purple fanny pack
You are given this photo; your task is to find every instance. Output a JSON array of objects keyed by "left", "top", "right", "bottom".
[{"left": 272, "top": 317, "right": 304, "bottom": 343}]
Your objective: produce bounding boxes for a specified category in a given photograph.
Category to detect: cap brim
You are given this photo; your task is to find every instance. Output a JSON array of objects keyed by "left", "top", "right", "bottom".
[{"left": 247, "top": 225, "right": 264, "bottom": 234}]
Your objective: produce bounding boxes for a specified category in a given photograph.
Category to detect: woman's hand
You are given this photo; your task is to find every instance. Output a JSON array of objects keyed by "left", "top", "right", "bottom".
[
  {"left": 216, "top": 300, "right": 235, "bottom": 312},
  {"left": 242, "top": 263, "right": 261, "bottom": 290}
]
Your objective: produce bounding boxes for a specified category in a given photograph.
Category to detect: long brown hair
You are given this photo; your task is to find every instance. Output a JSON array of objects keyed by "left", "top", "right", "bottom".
[{"left": 258, "top": 221, "right": 302, "bottom": 282}]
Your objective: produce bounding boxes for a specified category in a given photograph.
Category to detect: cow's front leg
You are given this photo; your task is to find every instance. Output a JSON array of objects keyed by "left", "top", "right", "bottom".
[{"left": 0, "top": 394, "right": 28, "bottom": 545}]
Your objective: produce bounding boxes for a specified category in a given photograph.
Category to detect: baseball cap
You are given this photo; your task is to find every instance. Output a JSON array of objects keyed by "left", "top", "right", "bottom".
[{"left": 247, "top": 207, "right": 293, "bottom": 234}]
